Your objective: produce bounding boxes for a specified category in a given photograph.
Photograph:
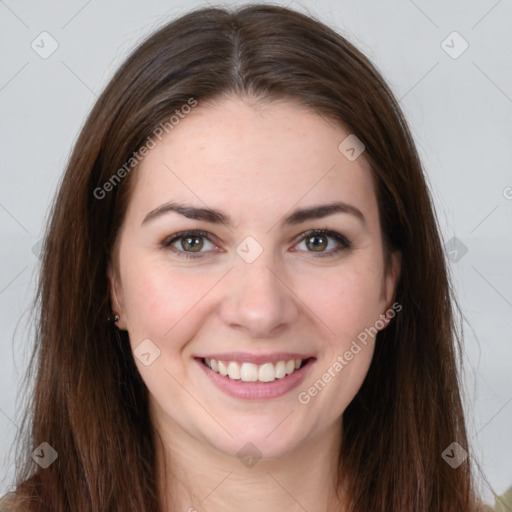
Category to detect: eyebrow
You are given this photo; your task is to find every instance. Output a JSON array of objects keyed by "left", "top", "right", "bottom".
[{"left": 141, "top": 200, "right": 366, "bottom": 228}]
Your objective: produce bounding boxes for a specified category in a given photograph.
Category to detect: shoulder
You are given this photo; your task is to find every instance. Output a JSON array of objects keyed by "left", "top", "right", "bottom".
[
  {"left": 0, "top": 492, "right": 24, "bottom": 512},
  {"left": 492, "top": 486, "right": 512, "bottom": 512},
  {"left": 0, "top": 492, "right": 16, "bottom": 511},
  {"left": 480, "top": 486, "right": 512, "bottom": 512}
]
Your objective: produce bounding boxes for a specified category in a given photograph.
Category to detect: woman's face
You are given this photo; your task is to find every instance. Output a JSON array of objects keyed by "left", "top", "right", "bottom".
[{"left": 109, "top": 95, "right": 400, "bottom": 459}]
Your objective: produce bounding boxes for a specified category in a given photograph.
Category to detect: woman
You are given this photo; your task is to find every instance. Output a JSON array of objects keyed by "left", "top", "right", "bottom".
[{"left": 1, "top": 4, "right": 501, "bottom": 511}]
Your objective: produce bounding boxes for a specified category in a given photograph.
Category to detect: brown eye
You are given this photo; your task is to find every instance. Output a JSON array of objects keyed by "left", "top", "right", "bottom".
[
  {"left": 294, "top": 229, "right": 351, "bottom": 258},
  {"left": 161, "top": 230, "right": 218, "bottom": 259}
]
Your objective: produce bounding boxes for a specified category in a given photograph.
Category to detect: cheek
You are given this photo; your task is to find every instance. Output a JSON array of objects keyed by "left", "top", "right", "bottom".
[
  {"left": 306, "top": 259, "right": 385, "bottom": 409},
  {"left": 300, "top": 260, "right": 385, "bottom": 341},
  {"left": 299, "top": 271, "right": 379, "bottom": 415},
  {"left": 327, "top": 344, "right": 375, "bottom": 413},
  {"left": 120, "top": 257, "right": 219, "bottom": 342}
]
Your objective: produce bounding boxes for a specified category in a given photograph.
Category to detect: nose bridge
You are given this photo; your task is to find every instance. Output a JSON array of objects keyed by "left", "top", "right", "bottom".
[{"left": 219, "top": 241, "right": 299, "bottom": 337}]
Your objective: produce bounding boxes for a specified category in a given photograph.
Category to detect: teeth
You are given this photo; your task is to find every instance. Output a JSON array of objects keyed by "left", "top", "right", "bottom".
[
  {"left": 240, "top": 363, "right": 258, "bottom": 382},
  {"left": 218, "top": 360, "right": 228, "bottom": 376},
  {"left": 204, "top": 358, "right": 305, "bottom": 382},
  {"left": 275, "top": 361, "right": 286, "bottom": 379},
  {"left": 227, "top": 361, "right": 240, "bottom": 380},
  {"left": 258, "top": 363, "right": 275, "bottom": 382}
]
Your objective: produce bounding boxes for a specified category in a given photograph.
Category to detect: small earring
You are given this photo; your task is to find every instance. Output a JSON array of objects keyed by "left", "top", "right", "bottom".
[{"left": 108, "top": 313, "right": 120, "bottom": 323}]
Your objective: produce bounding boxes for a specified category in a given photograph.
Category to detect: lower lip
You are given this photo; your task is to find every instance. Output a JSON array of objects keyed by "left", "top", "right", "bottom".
[{"left": 195, "top": 358, "right": 315, "bottom": 400}]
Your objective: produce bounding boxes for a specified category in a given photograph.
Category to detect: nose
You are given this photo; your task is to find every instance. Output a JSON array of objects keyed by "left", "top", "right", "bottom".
[{"left": 218, "top": 250, "right": 300, "bottom": 339}]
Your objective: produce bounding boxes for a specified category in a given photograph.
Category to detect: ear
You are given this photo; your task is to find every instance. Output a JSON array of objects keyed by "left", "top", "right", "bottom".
[
  {"left": 107, "top": 261, "right": 127, "bottom": 330},
  {"left": 378, "top": 250, "right": 401, "bottom": 330}
]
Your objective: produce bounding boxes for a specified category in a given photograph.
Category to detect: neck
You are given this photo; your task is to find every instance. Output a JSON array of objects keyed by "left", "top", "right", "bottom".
[{"left": 152, "top": 410, "right": 347, "bottom": 512}]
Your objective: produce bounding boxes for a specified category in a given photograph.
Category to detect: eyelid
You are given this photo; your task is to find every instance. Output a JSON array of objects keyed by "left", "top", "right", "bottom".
[
  {"left": 161, "top": 228, "right": 351, "bottom": 259},
  {"left": 161, "top": 229, "right": 217, "bottom": 246}
]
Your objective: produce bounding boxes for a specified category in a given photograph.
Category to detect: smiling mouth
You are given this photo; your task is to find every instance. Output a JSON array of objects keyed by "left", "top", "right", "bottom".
[{"left": 200, "top": 357, "right": 312, "bottom": 383}]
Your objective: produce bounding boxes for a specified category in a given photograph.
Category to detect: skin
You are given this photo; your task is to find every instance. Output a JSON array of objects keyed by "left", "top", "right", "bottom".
[{"left": 109, "top": 95, "right": 400, "bottom": 512}]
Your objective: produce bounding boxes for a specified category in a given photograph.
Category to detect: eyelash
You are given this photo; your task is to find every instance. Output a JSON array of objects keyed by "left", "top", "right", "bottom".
[{"left": 160, "top": 229, "right": 352, "bottom": 260}]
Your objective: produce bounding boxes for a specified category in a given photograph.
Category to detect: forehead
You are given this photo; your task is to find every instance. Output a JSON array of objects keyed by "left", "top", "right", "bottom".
[{"left": 125, "top": 96, "right": 378, "bottom": 227}]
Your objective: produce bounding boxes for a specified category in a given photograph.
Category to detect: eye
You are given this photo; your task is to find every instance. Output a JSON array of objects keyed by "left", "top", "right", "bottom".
[
  {"left": 161, "top": 230, "right": 219, "bottom": 259},
  {"left": 161, "top": 228, "right": 351, "bottom": 260},
  {"left": 293, "top": 229, "right": 351, "bottom": 257}
]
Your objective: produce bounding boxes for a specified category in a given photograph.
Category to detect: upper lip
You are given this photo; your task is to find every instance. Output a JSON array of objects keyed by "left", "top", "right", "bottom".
[{"left": 195, "top": 352, "right": 315, "bottom": 365}]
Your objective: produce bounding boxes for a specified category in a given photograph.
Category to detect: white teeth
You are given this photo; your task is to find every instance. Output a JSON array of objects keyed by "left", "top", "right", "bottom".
[
  {"left": 227, "top": 361, "right": 240, "bottom": 380},
  {"left": 240, "top": 363, "right": 258, "bottom": 382},
  {"left": 258, "top": 363, "right": 276, "bottom": 382},
  {"left": 203, "top": 358, "right": 305, "bottom": 382},
  {"left": 218, "top": 360, "right": 228, "bottom": 376},
  {"left": 275, "top": 361, "right": 286, "bottom": 379}
]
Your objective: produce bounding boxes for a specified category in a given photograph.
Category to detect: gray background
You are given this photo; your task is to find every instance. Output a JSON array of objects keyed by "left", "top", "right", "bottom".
[{"left": 1, "top": 0, "right": 511, "bottom": 504}]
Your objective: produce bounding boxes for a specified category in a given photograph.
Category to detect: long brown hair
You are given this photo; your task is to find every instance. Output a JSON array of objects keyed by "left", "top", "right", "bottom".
[{"left": 10, "top": 4, "right": 481, "bottom": 511}]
